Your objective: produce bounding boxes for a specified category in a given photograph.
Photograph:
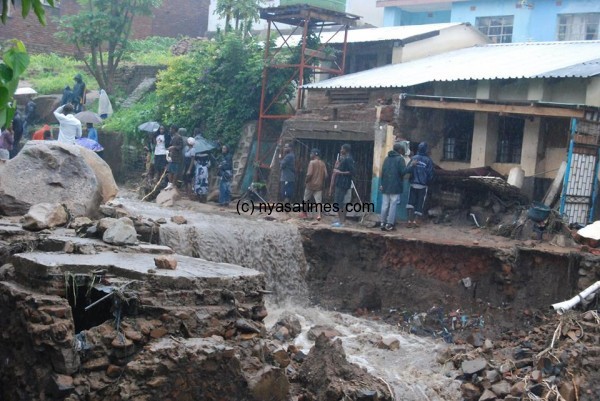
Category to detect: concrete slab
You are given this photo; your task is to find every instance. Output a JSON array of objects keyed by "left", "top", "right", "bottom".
[{"left": 12, "top": 252, "right": 263, "bottom": 290}]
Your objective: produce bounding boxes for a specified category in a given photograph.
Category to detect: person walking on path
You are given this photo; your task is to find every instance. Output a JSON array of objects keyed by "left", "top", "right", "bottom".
[
  {"left": 330, "top": 143, "right": 354, "bottom": 228},
  {"left": 300, "top": 148, "right": 328, "bottom": 220},
  {"left": 279, "top": 143, "right": 295, "bottom": 203},
  {"left": 406, "top": 142, "right": 434, "bottom": 227},
  {"left": 53, "top": 104, "right": 82, "bottom": 145},
  {"left": 376, "top": 142, "right": 407, "bottom": 231}
]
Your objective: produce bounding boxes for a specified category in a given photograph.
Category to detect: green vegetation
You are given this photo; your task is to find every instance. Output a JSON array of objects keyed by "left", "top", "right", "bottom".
[
  {"left": 23, "top": 53, "right": 95, "bottom": 95},
  {"left": 0, "top": 40, "right": 29, "bottom": 128},
  {"left": 122, "top": 36, "right": 177, "bottom": 66},
  {"left": 102, "top": 92, "right": 159, "bottom": 144},
  {"left": 1, "top": 0, "right": 55, "bottom": 128},
  {"left": 155, "top": 32, "right": 296, "bottom": 148}
]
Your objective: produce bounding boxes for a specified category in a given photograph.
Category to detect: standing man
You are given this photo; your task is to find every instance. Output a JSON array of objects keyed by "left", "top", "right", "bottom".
[
  {"left": 218, "top": 145, "right": 233, "bottom": 207},
  {"left": 10, "top": 111, "right": 23, "bottom": 158},
  {"left": 53, "top": 104, "right": 82, "bottom": 145},
  {"left": 407, "top": 142, "right": 434, "bottom": 227},
  {"left": 72, "top": 74, "right": 86, "bottom": 113},
  {"left": 166, "top": 128, "right": 184, "bottom": 189},
  {"left": 279, "top": 143, "right": 295, "bottom": 203},
  {"left": 23, "top": 96, "right": 36, "bottom": 138},
  {"left": 377, "top": 142, "right": 407, "bottom": 231},
  {"left": 301, "top": 148, "right": 328, "bottom": 220},
  {"left": 330, "top": 143, "right": 354, "bottom": 228}
]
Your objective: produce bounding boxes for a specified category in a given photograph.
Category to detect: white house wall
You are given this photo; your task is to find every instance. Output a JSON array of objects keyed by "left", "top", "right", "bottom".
[{"left": 397, "top": 24, "right": 489, "bottom": 63}]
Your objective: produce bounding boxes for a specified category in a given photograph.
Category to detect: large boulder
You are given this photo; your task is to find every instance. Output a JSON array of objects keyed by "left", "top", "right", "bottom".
[{"left": 0, "top": 141, "right": 118, "bottom": 217}]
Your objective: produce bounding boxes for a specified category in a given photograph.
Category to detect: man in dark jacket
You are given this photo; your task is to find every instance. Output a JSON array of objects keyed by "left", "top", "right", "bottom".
[
  {"left": 279, "top": 143, "right": 295, "bottom": 203},
  {"left": 165, "top": 128, "right": 184, "bottom": 189},
  {"left": 377, "top": 142, "right": 407, "bottom": 231},
  {"left": 331, "top": 143, "right": 354, "bottom": 228},
  {"left": 218, "top": 145, "right": 233, "bottom": 206},
  {"left": 407, "top": 142, "right": 434, "bottom": 227}
]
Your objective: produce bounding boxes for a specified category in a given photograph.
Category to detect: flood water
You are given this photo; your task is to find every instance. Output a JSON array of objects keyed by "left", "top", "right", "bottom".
[{"left": 120, "top": 195, "right": 463, "bottom": 400}]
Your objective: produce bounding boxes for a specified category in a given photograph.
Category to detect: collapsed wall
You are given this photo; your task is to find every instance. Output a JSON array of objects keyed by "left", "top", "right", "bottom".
[{"left": 301, "top": 227, "right": 594, "bottom": 327}]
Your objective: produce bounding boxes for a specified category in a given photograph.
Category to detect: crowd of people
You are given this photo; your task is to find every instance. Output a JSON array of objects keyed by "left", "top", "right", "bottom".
[
  {"left": 0, "top": 74, "right": 107, "bottom": 161},
  {"left": 278, "top": 140, "right": 433, "bottom": 229},
  {"left": 143, "top": 125, "right": 233, "bottom": 206}
]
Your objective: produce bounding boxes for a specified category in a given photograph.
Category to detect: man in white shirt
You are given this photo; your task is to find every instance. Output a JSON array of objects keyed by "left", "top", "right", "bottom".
[{"left": 53, "top": 104, "right": 82, "bottom": 145}]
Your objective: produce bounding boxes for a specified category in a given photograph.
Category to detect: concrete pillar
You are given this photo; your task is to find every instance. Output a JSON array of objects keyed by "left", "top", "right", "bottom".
[
  {"left": 520, "top": 117, "right": 542, "bottom": 198},
  {"left": 470, "top": 113, "right": 498, "bottom": 168},
  {"left": 521, "top": 117, "right": 541, "bottom": 177},
  {"left": 476, "top": 81, "right": 498, "bottom": 100},
  {"left": 371, "top": 124, "right": 394, "bottom": 213}
]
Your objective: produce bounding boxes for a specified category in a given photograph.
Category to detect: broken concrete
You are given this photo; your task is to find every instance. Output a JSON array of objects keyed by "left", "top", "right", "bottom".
[{"left": 21, "top": 203, "right": 68, "bottom": 231}]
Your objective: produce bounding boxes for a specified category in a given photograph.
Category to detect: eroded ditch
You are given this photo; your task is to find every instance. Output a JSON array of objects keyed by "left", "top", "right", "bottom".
[{"left": 0, "top": 200, "right": 599, "bottom": 401}]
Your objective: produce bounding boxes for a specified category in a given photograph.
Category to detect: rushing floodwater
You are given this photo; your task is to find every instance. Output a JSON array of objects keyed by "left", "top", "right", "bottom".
[{"left": 119, "top": 195, "right": 463, "bottom": 400}]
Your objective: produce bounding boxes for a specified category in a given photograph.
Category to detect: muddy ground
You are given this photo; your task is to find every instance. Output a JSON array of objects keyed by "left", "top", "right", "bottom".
[{"left": 153, "top": 191, "right": 600, "bottom": 401}]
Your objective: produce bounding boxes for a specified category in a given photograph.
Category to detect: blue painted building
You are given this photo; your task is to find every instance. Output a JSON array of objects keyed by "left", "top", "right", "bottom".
[{"left": 379, "top": 0, "right": 600, "bottom": 43}]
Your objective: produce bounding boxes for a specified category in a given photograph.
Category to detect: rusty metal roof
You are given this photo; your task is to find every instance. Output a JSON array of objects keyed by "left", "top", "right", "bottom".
[
  {"left": 302, "top": 41, "right": 600, "bottom": 89},
  {"left": 276, "top": 22, "right": 466, "bottom": 47}
]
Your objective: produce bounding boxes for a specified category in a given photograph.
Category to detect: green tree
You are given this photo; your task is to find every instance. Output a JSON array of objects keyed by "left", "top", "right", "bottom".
[
  {"left": 57, "top": 0, "right": 161, "bottom": 92},
  {"left": 215, "top": 0, "right": 264, "bottom": 35},
  {"left": 1, "top": 0, "right": 55, "bottom": 128},
  {"left": 155, "top": 32, "right": 296, "bottom": 148}
]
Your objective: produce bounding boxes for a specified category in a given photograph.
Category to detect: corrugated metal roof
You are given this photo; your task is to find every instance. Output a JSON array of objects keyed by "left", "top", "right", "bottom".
[
  {"left": 275, "top": 22, "right": 465, "bottom": 47},
  {"left": 302, "top": 41, "right": 600, "bottom": 90}
]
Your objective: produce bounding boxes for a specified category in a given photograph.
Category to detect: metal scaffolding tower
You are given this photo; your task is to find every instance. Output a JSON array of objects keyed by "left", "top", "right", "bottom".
[{"left": 254, "top": 4, "right": 359, "bottom": 178}]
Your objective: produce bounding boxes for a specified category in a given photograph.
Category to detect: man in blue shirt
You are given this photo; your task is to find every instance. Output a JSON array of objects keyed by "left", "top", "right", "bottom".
[{"left": 407, "top": 142, "right": 434, "bottom": 227}]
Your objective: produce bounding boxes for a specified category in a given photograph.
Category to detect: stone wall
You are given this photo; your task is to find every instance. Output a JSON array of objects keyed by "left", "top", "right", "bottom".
[{"left": 112, "top": 65, "right": 165, "bottom": 96}]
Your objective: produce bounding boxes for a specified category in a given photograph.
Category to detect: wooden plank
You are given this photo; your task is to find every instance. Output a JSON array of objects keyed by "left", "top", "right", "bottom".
[{"left": 404, "top": 99, "right": 586, "bottom": 119}]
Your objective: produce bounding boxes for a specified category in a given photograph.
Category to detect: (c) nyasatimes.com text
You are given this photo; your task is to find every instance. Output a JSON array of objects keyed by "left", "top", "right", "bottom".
[{"left": 236, "top": 200, "right": 375, "bottom": 215}]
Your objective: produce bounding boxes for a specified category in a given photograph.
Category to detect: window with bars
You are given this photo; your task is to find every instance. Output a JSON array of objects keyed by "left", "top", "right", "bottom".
[
  {"left": 476, "top": 15, "right": 514, "bottom": 43},
  {"left": 443, "top": 111, "right": 473, "bottom": 162},
  {"left": 496, "top": 116, "right": 524, "bottom": 164},
  {"left": 557, "top": 13, "right": 599, "bottom": 41}
]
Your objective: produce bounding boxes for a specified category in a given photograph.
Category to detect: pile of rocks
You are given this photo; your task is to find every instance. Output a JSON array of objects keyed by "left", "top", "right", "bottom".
[{"left": 441, "top": 310, "right": 600, "bottom": 401}]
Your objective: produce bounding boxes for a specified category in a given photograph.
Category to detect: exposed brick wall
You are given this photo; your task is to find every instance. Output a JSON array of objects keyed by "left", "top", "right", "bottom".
[{"left": 1, "top": 0, "right": 210, "bottom": 55}]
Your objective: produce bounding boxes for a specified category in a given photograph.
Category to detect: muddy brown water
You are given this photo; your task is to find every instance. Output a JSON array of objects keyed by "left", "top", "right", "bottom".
[{"left": 120, "top": 197, "right": 468, "bottom": 400}]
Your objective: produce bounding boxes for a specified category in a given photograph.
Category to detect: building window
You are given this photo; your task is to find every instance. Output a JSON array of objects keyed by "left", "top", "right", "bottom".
[
  {"left": 476, "top": 15, "right": 514, "bottom": 43},
  {"left": 496, "top": 116, "right": 524, "bottom": 163},
  {"left": 557, "top": 13, "right": 600, "bottom": 41},
  {"left": 443, "top": 111, "right": 473, "bottom": 162}
]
